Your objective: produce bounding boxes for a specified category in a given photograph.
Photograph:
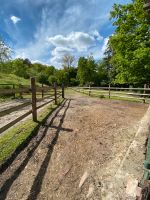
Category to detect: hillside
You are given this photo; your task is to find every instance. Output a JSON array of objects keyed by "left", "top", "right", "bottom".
[{"left": 0, "top": 73, "right": 31, "bottom": 86}]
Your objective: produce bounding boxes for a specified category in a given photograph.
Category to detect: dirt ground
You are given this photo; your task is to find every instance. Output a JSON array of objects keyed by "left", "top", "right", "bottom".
[{"left": 0, "top": 91, "right": 149, "bottom": 200}]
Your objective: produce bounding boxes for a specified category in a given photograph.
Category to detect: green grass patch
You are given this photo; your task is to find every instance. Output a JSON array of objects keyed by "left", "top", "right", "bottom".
[
  {"left": 73, "top": 89, "right": 150, "bottom": 103},
  {"left": 0, "top": 99, "right": 63, "bottom": 164},
  {"left": 0, "top": 73, "right": 31, "bottom": 85}
]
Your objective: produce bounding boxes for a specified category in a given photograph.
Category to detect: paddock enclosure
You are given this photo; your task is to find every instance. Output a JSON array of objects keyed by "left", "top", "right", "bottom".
[{"left": 0, "top": 90, "right": 149, "bottom": 200}]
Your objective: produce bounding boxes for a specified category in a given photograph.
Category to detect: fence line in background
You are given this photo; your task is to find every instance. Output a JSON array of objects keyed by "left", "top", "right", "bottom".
[{"left": 71, "top": 86, "right": 150, "bottom": 103}]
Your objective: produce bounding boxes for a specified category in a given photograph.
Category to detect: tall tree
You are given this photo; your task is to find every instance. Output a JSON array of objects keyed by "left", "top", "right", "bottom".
[
  {"left": 109, "top": 0, "right": 150, "bottom": 85},
  {"left": 62, "top": 55, "right": 75, "bottom": 85},
  {"left": 77, "top": 56, "right": 97, "bottom": 85},
  {"left": 0, "top": 38, "right": 11, "bottom": 63},
  {"left": 62, "top": 55, "right": 74, "bottom": 69},
  {"left": 104, "top": 40, "right": 114, "bottom": 84},
  {"left": 96, "top": 59, "right": 109, "bottom": 86}
]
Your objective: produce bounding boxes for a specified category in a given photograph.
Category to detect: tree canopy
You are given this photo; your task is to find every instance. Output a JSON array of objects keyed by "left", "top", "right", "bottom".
[
  {"left": 109, "top": 0, "right": 150, "bottom": 85},
  {"left": 77, "top": 56, "right": 97, "bottom": 86}
]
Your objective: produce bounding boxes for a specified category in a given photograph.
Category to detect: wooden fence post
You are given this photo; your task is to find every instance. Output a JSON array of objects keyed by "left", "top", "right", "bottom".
[
  {"left": 109, "top": 84, "right": 111, "bottom": 99},
  {"left": 31, "top": 77, "right": 37, "bottom": 122},
  {"left": 144, "top": 84, "right": 146, "bottom": 94},
  {"left": 19, "top": 84, "right": 23, "bottom": 99},
  {"left": 54, "top": 82, "right": 57, "bottom": 105},
  {"left": 13, "top": 84, "right": 15, "bottom": 99},
  {"left": 62, "top": 83, "right": 64, "bottom": 98},
  {"left": 89, "top": 85, "right": 91, "bottom": 96},
  {"left": 42, "top": 83, "right": 44, "bottom": 99}
]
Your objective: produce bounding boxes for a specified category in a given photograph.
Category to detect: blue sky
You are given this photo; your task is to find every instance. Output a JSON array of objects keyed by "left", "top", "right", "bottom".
[{"left": 0, "top": 0, "right": 131, "bottom": 67}]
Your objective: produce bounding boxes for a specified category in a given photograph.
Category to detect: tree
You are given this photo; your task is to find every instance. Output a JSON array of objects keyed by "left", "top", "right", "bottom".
[
  {"left": 38, "top": 73, "right": 49, "bottom": 85},
  {"left": 77, "top": 56, "right": 97, "bottom": 85},
  {"left": 109, "top": 0, "right": 150, "bottom": 85},
  {"left": 45, "top": 66, "right": 55, "bottom": 76},
  {"left": 62, "top": 55, "right": 75, "bottom": 86},
  {"left": 12, "top": 58, "right": 29, "bottom": 78},
  {"left": 48, "top": 75, "right": 57, "bottom": 85},
  {"left": 62, "top": 55, "right": 74, "bottom": 69},
  {"left": 96, "top": 60, "right": 109, "bottom": 86},
  {"left": 0, "top": 38, "right": 11, "bottom": 62},
  {"left": 23, "top": 58, "right": 31, "bottom": 66},
  {"left": 55, "top": 69, "right": 68, "bottom": 85}
]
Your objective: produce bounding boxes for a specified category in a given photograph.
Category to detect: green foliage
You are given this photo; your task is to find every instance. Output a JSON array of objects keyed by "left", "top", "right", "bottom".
[
  {"left": 54, "top": 69, "right": 68, "bottom": 85},
  {"left": 48, "top": 75, "right": 57, "bottom": 85},
  {"left": 96, "top": 60, "right": 109, "bottom": 86},
  {"left": 77, "top": 56, "right": 97, "bottom": 86},
  {"left": 38, "top": 73, "right": 49, "bottom": 85},
  {"left": 109, "top": 0, "right": 150, "bottom": 85},
  {"left": 70, "top": 78, "right": 79, "bottom": 86}
]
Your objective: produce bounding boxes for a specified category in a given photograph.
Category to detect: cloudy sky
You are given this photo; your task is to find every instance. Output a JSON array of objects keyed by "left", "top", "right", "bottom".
[{"left": 0, "top": 0, "right": 131, "bottom": 67}]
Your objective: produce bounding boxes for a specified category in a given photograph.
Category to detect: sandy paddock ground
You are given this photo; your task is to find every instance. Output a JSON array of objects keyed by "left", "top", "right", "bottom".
[{"left": 0, "top": 91, "right": 149, "bottom": 200}]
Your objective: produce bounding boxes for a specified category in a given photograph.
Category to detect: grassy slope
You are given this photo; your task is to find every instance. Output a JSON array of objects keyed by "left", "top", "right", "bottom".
[
  {"left": 0, "top": 73, "right": 42, "bottom": 101},
  {"left": 0, "top": 73, "right": 31, "bottom": 86}
]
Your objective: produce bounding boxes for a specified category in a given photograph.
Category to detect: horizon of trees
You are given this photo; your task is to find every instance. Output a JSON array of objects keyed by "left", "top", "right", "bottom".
[{"left": 0, "top": 56, "right": 110, "bottom": 86}]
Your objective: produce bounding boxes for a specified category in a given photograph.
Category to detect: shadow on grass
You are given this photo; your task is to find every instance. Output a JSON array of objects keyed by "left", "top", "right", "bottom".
[{"left": 0, "top": 99, "right": 71, "bottom": 200}]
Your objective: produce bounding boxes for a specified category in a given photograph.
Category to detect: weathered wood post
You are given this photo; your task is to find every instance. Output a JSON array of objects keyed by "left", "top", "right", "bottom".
[
  {"left": 89, "top": 85, "right": 91, "bottom": 96},
  {"left": 42, "top": 83, "right": 44, "bottom": 99},
  {"left": 144, "top": 84, "right": 147, "bottom": 94},
  {"left": 31, "top": 77, "right": 37, "bottom": 122},
  {"left": 62, "top": 83, "right": 64, "bottom": 98},
  {"left": 109, "top": 84, "right": 111, "bottom": 99},
  {"left": 54, "top": 82, "right": 57, "bottom": 105},
  {"left": 13, "top": 84, "right": 15, "bottom": 99},
  {"left": 19, "top": 84, "right": 23, "bottom": 99},
  {"left": 143, "top": 84, "right": 147, "bottom": 103}
]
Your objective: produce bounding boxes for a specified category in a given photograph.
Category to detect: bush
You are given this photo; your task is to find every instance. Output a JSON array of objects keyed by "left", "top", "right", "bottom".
[{"left": 99, "top": 94, "right": 105, "bottom": 98}]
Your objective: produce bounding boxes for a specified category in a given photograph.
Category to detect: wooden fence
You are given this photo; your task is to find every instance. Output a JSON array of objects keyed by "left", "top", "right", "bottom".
[
  {"left": 71, "top": 86, "right": 150, "bottom": 103},
  {"left": 0, "top": 78, "right": 64, "bottom": 134}
]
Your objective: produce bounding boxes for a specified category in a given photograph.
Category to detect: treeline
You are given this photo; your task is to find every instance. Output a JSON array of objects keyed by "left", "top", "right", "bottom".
[{"left": 0, "top": 57, "right": 110, "bottom": 86}]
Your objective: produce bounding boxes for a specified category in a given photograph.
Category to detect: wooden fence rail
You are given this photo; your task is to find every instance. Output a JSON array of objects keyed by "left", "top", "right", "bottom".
[
  {"left": 0, "top": 78, "right": 65, "bottom": 134},
  {"left": 71, "top": 86, "right": 150, "bottom": 103}
]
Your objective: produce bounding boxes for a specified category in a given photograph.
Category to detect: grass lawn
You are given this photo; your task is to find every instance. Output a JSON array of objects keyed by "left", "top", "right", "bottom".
[
  {"left": 0, "top": 73, "right": 31, "bottom": 86},
  {"left": 72, "top": 88, "right": 150, "bottom": 103}
]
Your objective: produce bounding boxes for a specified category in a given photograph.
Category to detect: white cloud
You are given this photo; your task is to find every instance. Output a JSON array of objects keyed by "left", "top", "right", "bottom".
[
  {"left": 48, "top": 31, "right": 99, "bottom": 52},
  {"left": 10, "top": 15, "right": 21, "bottom": 24},
  {"left": 14, "top": 31, "right": 109, "bottom": 67},
  {"left": 48, "top": 31, "right": 105, "bottom": 66},
  {"left": 51, "top": 47, "right": 74, "bottom": 57},
  {"left": 101, "top": 37, "right": 109, "bottom": 53},
  {"left": 91, "top": 30, "right": 103, "bottom": 41},
  {"left": 50, "top": 47, "right": 74, "bottom": 66},
  {"left": 48, "top": 32, "right": 94, "bottom": 65},
  {"left": 31, "top": 60, "right": 49, "bottom": 66}
]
